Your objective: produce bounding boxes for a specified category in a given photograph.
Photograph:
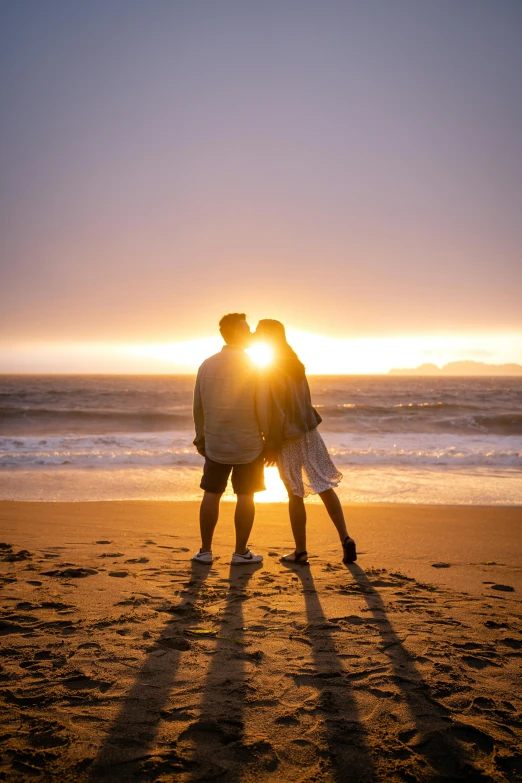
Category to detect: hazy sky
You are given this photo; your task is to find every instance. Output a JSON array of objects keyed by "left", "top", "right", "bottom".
[{"left": 1, "top": 1, "right": 521, "bottom": 363}]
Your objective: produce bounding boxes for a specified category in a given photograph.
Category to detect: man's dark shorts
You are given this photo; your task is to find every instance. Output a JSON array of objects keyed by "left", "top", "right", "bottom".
[{"left": 200, "top": 453, "right": 265, "bottom": 495}]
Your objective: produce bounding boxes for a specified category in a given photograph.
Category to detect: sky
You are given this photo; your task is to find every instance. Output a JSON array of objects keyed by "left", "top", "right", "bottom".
[{"left": 1, "top": 0, "right": 521, "bottom": 373}]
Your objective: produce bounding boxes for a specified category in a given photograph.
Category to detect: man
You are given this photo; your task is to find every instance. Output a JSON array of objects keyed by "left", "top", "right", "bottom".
[{"left": 192, "top": 313, "right": 264, "bottom": 565}]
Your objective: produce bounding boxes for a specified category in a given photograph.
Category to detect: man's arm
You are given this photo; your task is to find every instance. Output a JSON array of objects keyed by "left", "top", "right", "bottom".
[{"left": 193, "top": 368, "right": 206, "bottom": 456}]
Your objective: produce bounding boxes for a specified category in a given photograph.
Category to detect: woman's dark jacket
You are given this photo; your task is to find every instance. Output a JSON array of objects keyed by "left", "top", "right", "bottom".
[{"left": 256, "top": 369, "right": 322, "bottom": 450}]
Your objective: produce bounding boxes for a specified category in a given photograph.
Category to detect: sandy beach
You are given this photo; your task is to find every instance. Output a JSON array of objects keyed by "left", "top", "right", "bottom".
[{"left": 1, "top": 501, "right": 521, "bottom": 782}]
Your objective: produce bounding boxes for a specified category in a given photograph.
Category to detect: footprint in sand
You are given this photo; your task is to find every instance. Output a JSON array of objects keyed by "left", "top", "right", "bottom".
[
  {"left": 448, "top": 723, "right": 495, "bottom": 754},
  {"left": 59, "top": 672, "right": 114, "bottom": 692},
  {"left": 0, "top": 619, "right": 37, "bottom": 635},
  {"left": 15, "top": 601, "right": 72, "bottom": 612},
  {"left": 499, "top": 637, "right": 522, "bottom": 649},
  {"left": 471, "top": 696, "right": 496, "bottom": 711},
  {"left": 158, "top": 636, "right": 191, "bottom": 651},
  {"left": 15, "top": 602, "right": 39, "bottom": 610},
  {"left": 462, "top": 655, "right": 499, "bottom": 669},
  {"left": 43, "top": 601, "right": 74, "bottom": 610},
  {"left": 452, "top": 641, "right": 481, "bottom": 651},
  {"left": 179, "top": 718, "right": 244, "bottom": 745},
  {"left": 29, "top": 722, "right": 70, "bottom": 749},
  {"left": 160, "top": 708, "right": 197, "bottom": 722},
  {"left": 275, "top": 714, "right": 300, "bottom": 726},
  {"left": 398, "top": 728, "right": 417, "bottom": 744},
  {"left": 38, "top": 619, "right": 76, "bottom": 632},
  {"left": 339, "top": 615, "right": 365, "bottom": 625},
  {"left": 3, "top": 550, "right": 32, "bottom": 562},
  {"left": 32, "top": 651, "right": 53, "bottom": 666},
  {"left": 41, "top": 567, "right": 97, "bottom": 578},
  {"left": 115, "top": 596, "right": 150, "bottom": 606}
]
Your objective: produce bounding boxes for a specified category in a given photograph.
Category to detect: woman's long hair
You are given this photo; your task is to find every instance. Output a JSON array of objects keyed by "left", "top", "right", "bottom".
[{"left": 256, "top": 319, "right": 305, "bottom": 381}]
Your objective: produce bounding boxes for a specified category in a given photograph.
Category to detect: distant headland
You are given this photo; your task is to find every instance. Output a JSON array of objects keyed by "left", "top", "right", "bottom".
[{"left": 389, "top": 361, "right": 522, "bottom": 376}]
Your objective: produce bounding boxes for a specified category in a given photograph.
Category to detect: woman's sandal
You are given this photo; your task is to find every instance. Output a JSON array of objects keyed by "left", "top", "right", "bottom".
[
  {"left": 342, "top": 536, "right": 357, "bottom": 564},
  {"left": 281, "top": 550, "right": 309, "bottom": 564}
]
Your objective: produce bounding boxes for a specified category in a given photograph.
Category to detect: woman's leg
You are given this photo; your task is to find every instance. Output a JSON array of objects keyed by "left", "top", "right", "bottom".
[
  {"left": 319, "top": 488, "right": 357, "bottom": 562},
  {"left": 288, "top": 493, "right": 307, "bottom": 553},
  {"left": 318, "top": 488, "right": 349, "bottom": 542}
]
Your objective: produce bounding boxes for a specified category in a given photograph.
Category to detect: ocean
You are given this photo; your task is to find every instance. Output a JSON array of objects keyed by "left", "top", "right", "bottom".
[{"left": 0, "top": 374, "right": 521, "bottom": 504}]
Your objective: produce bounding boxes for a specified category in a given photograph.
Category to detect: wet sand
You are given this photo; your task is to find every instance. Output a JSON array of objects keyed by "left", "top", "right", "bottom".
[{"left": 1, "top": 501, "right": 521, "bottom": 782}]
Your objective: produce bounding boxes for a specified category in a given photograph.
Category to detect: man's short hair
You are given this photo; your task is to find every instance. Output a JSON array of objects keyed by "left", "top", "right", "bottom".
[{"left": 219, "top": 313, "right": 247, "bottom": 343}]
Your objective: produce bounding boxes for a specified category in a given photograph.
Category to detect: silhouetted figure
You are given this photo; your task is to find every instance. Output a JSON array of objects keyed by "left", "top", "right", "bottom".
[
  {"left": 193, "top": 313, "right": 264, "bottom": 565},
  {"left": 256, "top": 319, "right": 356, "bottom": 564}
]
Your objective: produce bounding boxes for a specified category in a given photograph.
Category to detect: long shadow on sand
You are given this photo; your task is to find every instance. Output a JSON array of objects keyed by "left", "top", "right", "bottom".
[
  {"left": 347, "top": 564, "right": 483, "bottom": 781},
  {"left": 89, "top": 560, "right": 212, "bottom": 782},
  {"left": 293, "top": 565, "right": 375, "bottom": 782},
  {"left": 184, "top": 561, "right": 266, "bottom": 781}
]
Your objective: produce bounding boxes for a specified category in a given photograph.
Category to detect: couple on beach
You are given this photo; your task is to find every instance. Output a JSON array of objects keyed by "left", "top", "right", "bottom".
[{"left": 192, "top": 313, "right": 357, "bottom": 566}]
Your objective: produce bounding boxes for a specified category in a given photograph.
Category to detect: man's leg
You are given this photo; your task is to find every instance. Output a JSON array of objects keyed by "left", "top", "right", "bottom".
[
  {"left": 234, "top": 493, "right": 255, "bottom": 554},
  {"left": 200, "top": 491, "right": 222, "bottom": 551}
]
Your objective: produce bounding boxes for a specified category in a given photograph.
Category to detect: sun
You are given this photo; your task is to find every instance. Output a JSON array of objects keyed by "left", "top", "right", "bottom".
[{"left": 247, "top": 342, "right": 274, "bottom": 368}]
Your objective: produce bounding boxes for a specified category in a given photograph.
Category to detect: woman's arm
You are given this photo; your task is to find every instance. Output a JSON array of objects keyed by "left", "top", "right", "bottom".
[{"left": 256, "top": 372, "right": 287, "bottom": 453}]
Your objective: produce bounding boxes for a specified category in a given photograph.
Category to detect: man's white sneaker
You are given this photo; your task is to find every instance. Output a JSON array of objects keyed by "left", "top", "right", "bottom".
[
  {"left": 231, "top": 549, "right": 263, "bottom": 565},
  {"left": 193, "top": 549, "right": 213, "bottom": 564}
]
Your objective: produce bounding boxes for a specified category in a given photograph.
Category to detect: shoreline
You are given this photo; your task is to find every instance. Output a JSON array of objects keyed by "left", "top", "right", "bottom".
[
  {"left": 1, "top": 497, "right": 521, "bottom": 507},
  {"left": 1, "top": 464, "right": 521, "bottom": 505}
]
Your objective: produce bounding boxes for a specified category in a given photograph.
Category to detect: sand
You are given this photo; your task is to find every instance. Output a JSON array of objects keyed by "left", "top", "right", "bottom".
[{"left": 1, "top": 501, "right": 521, "bottom": 782}]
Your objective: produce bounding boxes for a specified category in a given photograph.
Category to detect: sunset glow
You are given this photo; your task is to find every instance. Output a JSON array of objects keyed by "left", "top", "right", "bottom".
[
  {"left": 2, "top": 2, "right": 521, "bottom": 376},
  {"left": 2, "top": 330, "right": 520, "bottom": 375},
  {"left": 138, "top": 329, "right": 522, "bottom": 375}
]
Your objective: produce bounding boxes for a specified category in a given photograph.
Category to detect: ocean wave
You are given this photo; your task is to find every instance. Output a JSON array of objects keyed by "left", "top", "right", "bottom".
[
  {"left": 471, "top": 413, "right": 522, "bottom": 435},
  {"left": 2, "top": 404, "right": 522, "bottom": 437},
  {"left": 0, "top": 407, "right": 193, "bottom": 434},
  {"left": 328, "top": 446, "right": 522, "bottom": 467},
  {"left": 316, "top": 407, "right": 522, "bottom": 435},
  {"left": 2, "top": 376, "right": 522, "bottom": 442},
  {"left": 0, "top": 433, "right": 201, "bottom": 468},
  {"left": 1, "top": 432, "right": 520, "bottom": 470}
]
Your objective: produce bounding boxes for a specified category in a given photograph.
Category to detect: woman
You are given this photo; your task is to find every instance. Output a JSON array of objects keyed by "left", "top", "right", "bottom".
[{"left": 255, "top": 319, "right": 357, "bottom": 564}]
